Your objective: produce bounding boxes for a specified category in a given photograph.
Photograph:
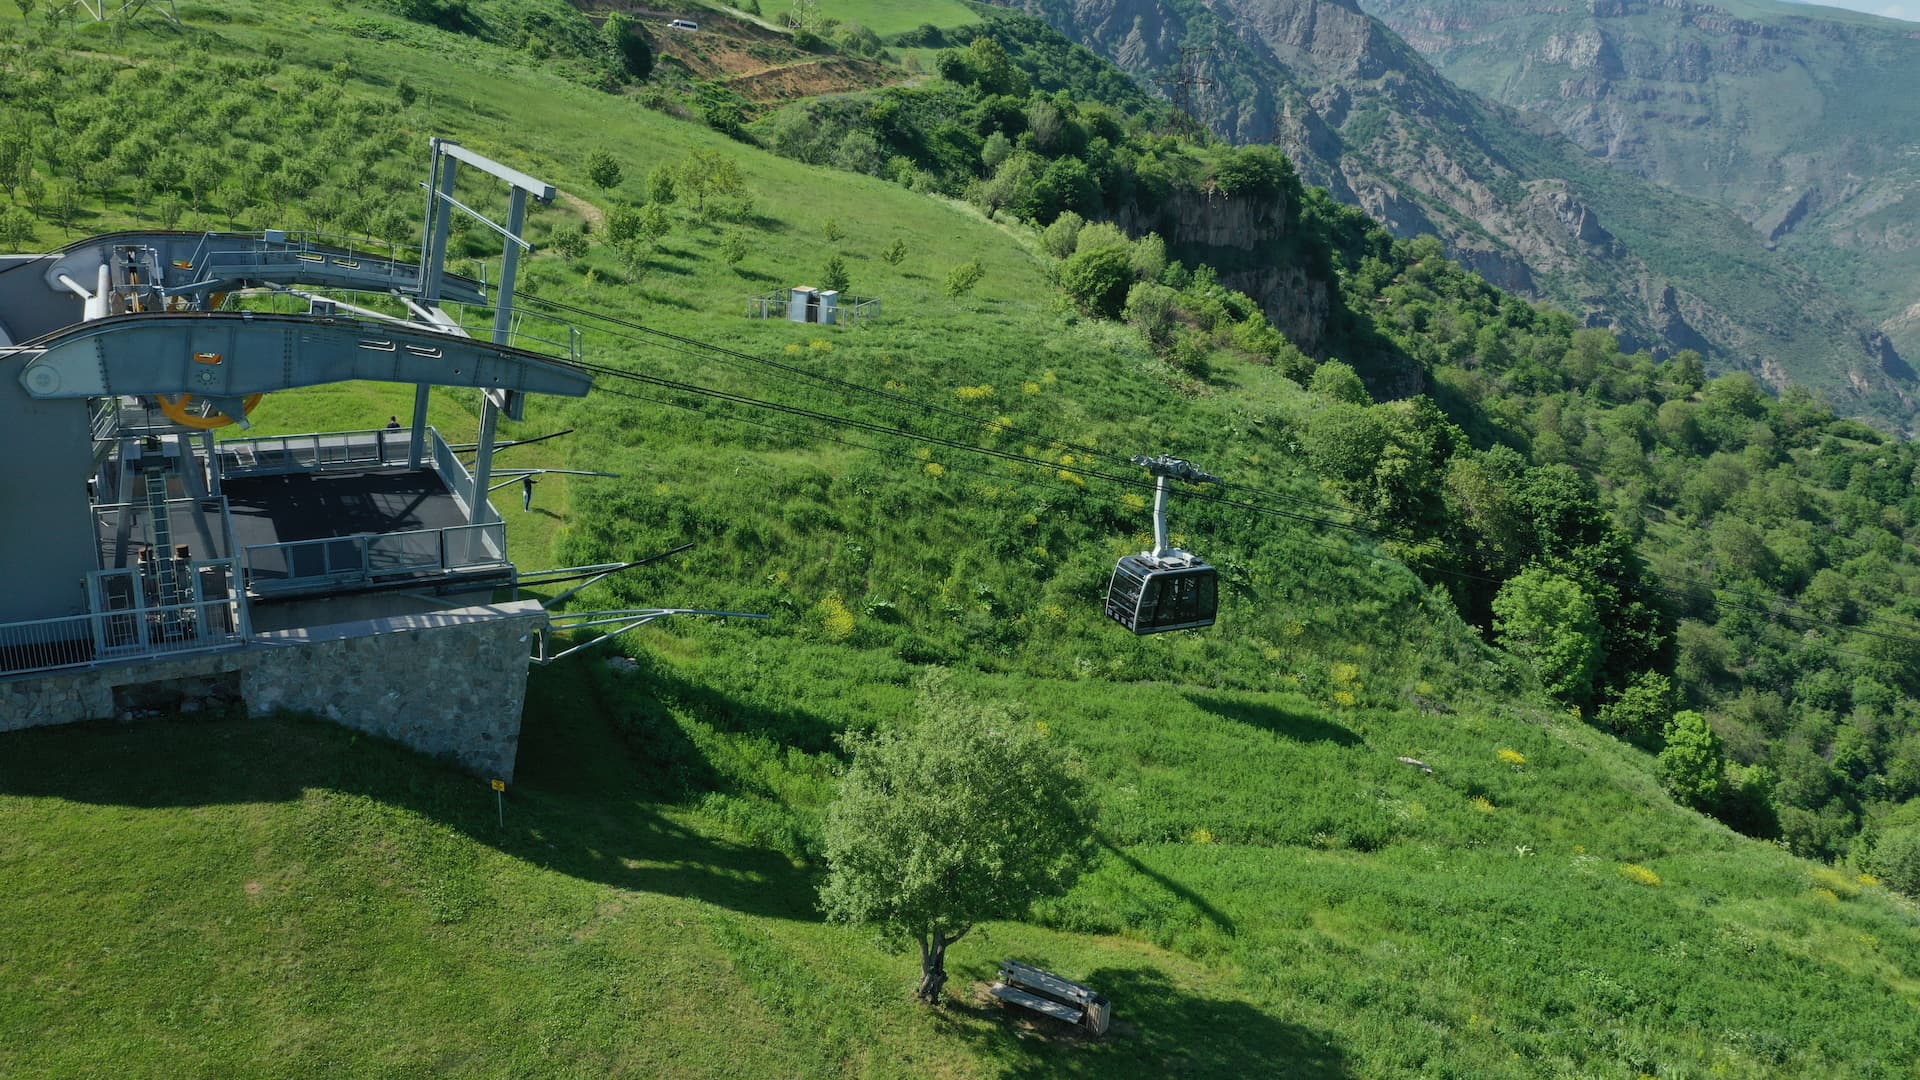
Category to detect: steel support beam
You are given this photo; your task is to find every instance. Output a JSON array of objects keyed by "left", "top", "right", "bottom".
[
  {"left": 422, "top": 152, "right": 460, "bottom": 307},
  {"left": 440, "top": 142, "right": 557, "bottom": 202},
  {"left": 12, "top": 312, "right": 594, "bottom": 400},
  {"left": 470, "top": 187, "right": 530, "bottom": 525}
]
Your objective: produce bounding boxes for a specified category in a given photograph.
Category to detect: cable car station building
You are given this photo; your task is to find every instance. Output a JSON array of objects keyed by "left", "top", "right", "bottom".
[{"left": 0, "top": 143, "right": 591, "bottom": 781}]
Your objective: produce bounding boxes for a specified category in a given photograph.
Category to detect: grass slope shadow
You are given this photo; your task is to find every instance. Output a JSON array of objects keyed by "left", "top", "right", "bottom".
[
  {"left": 0, "top": 666, "right": 824, "bottom": 922},
  {"left": 1183, "top": 691, "right": 1361, "bottom": 745}
]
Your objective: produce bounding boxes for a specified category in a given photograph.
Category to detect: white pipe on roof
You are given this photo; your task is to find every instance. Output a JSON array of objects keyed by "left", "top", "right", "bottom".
[{"left": 56, "top": 268, "right": 111, "bottom": 321}]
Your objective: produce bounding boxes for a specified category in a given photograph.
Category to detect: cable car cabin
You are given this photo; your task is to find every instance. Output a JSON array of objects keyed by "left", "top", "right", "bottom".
[{"left": 1105, "top": 555, "right": 1217, "bottom": 634}]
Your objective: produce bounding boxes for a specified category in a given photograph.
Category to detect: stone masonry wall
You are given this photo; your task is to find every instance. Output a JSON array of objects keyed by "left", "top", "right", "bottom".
[{"left": 0, "top": 601, "right": 544, "bottom": 781}]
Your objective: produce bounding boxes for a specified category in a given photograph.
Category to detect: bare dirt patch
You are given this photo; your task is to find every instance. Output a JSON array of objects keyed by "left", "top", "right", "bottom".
[{"left": 559, "top": 190, "right": 606, "bottom": 232}]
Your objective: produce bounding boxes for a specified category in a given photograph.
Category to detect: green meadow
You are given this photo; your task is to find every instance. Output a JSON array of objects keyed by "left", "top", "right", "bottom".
[{"left": 809, "top": 0, "right": 980, "bottom": 36}]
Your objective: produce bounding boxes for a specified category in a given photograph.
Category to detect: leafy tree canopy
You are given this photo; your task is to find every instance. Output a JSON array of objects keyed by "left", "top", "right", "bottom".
[
  {"left": 1658, "top": 710, "right": 1726, "bottom": 810},
  {"left": 819, "top": 672, "right": 1092, "bottom": 1002},
  {"left": 1492, "top": 568, "right": 1602, "bottom": 704}
]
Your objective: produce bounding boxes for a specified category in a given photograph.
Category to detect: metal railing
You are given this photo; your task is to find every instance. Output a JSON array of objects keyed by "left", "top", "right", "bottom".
[
  {"left": 88, "top": 397, "right": 122, "bottom": 460},
  {"left": 217, "top": 427, "right": 491, "bottom": 526},
  {"left": 226, "top": 285, "right": 586, "bottom": 365},
  {"left": 431, "top": 427, "right": 480, "bottom": 517},
  {"left": 0, "top": 614, "right": 98, "bottom": 676},
  {"left": 244, "top": 521, "right": 507, "bottom": 595},
  {"left": 176, "top": 230, "right": 435, "bottom": 298},
  {"left": 1, "top": 561, "right": 247, "bottom": 678},
  {"left": 216, "top": 428, "right": 416, "bottom": 477}
]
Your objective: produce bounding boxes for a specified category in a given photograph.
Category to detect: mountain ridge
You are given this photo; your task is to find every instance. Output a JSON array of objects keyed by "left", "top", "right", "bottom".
[
  {"left": 1359, "top": 0, "right": 1920, "bottom": 375},
  {"left": 988, "top": 0, "right": 1920, "bottom": 428}
]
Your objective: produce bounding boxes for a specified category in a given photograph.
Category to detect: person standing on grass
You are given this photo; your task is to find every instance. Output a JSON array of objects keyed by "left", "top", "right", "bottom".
[
  {"left": 522, "top": 473, "right": 537, "bottom": 512},
  {"left": 385, "top": 415, "right": 401, "bottom": 430}
]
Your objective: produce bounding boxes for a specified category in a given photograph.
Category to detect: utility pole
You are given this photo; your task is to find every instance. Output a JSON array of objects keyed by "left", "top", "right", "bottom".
[{"left": 1155, "top": 44, "right": 1215, "bottom": 141}]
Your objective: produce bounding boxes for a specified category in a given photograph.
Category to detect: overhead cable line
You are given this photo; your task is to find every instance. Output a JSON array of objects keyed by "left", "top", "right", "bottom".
[
  {"left": 566, "top": 353, "right": 1394, "bottom": 538},
  {"left": 598, "top": 381, "right": 1920, "bottom": 665},
  {"left": 519, "top": 296, "right": 1920, "bottom": 657},
  {"left": 518, "top": 290, "right": 1380, "bottom": 527}
]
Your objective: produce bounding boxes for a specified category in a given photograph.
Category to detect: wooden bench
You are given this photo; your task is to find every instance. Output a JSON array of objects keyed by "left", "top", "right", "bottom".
[{"left": 988, "top": 959, "right": 1111, "bottom": 1036}]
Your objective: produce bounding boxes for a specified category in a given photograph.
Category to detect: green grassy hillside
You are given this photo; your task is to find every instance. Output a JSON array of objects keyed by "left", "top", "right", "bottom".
[
  {"left": 6, "top": 664, "right": 1920, "bottom": 1077},
  {"left": 3, "top": 4, "right": 1920, "bottom": 1078}
]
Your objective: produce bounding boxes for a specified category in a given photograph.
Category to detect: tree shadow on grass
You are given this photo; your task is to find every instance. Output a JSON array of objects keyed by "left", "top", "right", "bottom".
[
  {"left": 1184, "top": 691, "right": 1360, "bottom": 746},
  {"left": 0, "top": 664, "right": 828, "bottom": 923},
  {"left": 1096, "top": 835, "right": 1235, "bottom": 935},
  {"left": 633, "top": 287, "right": 695, "bottom": 310},
  {"left": 938, "top": 966, "right": 1348, "bottom": 1078}
]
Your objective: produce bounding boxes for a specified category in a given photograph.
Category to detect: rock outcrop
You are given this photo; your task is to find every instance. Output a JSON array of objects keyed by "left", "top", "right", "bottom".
[{"left": 1115, "top": 183, "right": 1332, "bottom": 353}]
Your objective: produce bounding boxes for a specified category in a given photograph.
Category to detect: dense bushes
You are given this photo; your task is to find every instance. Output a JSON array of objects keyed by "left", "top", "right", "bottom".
[{"left": 1058, "top": 245, "right": 1132, "bottom": 318}]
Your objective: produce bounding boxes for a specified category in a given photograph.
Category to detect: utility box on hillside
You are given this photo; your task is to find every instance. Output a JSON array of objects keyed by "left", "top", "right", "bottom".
[
  {"left": 748, "top": 288, "right": 881, "bottom": 329},
  {"left": 787, "top": 286, "right": 818, "bottom": 323}
]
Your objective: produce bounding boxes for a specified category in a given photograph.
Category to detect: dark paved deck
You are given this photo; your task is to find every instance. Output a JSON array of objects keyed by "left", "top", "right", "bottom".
[{"left": 223, "top": 468, "right": 469, "bottom": 552}]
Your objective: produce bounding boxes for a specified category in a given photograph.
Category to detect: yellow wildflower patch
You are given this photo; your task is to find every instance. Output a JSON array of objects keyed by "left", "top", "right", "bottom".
[
  {"left": 815, "top": 594, "right": 856, "bottom": 642},
  {"left": 1620, "top": 863, "right": 1661, "bottom": 887}
]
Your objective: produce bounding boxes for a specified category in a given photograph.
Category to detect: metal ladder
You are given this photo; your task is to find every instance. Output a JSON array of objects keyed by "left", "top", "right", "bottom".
[{"left": 142, "top": 460, "right": 188, "bottom": 637}]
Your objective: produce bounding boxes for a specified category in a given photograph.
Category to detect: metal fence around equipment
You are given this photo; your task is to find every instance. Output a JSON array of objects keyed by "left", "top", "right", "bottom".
[
  {"left": 243, "top": 522, "right": 507, "bottom": 596},
  {"left": 0, "top": 560, "right": 248, "bottom": 679},
  {"left": 747, "top": 289, "right": 882, "bottom": 328}
]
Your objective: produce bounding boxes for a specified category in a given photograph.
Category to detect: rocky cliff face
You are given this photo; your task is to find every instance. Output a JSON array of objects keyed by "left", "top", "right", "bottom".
[
  {"left": 991, "top": 0, "right": 1919, "bottom": 429},
  {"left": 1115, "top": 183, "right": 1332, "bottom": 355},
  {"left": 1360, "top": 0, "right": 1920, "bottom": 381}
]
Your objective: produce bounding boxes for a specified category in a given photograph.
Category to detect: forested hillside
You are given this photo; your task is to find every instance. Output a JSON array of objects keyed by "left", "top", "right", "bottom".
[{"left": 3, "top": 2, "right": 1920, "bottom": 1076}]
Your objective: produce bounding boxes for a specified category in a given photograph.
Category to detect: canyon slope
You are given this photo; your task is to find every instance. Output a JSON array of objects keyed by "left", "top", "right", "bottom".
[
  {"left": 1362, "top": 0, "right": 1920, "bottom": 380},
  {"left": 991, "top": 0, "right": 1919, "bottom": 427}
]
